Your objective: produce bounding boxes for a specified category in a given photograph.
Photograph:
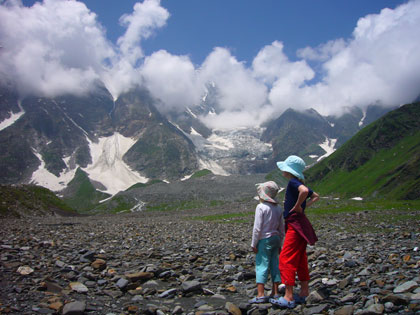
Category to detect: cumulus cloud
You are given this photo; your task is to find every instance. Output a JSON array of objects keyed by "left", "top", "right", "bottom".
[
  {"left": 0, "top": 0, "right": 111, "bottom": 97},
  {"left": 103, "top": 0, "right": 169, "bottom": 98},
  {"left": 159, "top": 0, "right": 420, "bottom": 126},
  {"left": 0, "top": 0, "right": 169, "bottom": 99},
  {"left": 253, "top": 41, "right": 314, "bottom": 85},
  {"left": 140, "top": 50, "right": 204, "bottom": 113},
  {"left": 278, "top": 0, "right": 420, "bottom": 116},
  {"left": 1, "top": 0, "right": 420, "bottom": 127},
  {"left": 196, "top": 47, "right": 269, "bottom": 128},
  {"left": 297, "top": 39, "right": 347, "bottom": 62}
]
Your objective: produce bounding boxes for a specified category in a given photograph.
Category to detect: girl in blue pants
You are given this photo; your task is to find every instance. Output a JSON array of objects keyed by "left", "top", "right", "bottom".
[{"left": 249, "top": 181, "right": 285, "bottom": 304}]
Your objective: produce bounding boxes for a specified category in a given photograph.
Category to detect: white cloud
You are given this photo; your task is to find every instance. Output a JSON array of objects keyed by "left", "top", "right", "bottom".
[
  {"left": 141, "top": 50, "right": 204, "bottom": 113},
  {"left": 118, "top": 0, "right": 169, "bottom": 62},
  {"left": 265, "top": 0, "right": 420, "bottom": 116},
  {"left": 0, "top": 0, "right": 169, "bottom": 100},
  {"left": 253, "top": 41, "right": 314, "bottom": 86},
  {"left": 198, "top": 48, "right": 269, "bottom": 123},
  {"left": 103, "top": 0, "right": 169, "bottom": 99},
  {"left": 194, "top": 47, "right": 273, "bottom": 128},
  {"left": 199, "top": 104, "right": 277, "bottom": 130},
  {"left": 1, "top": 0, "right": 420, "bottom": 127},
  {"left": 297, "top": 39, "right": 347, "bottom": 62},
  {"left": 0, "top": 0, "right": 111, "bottom": 96}
]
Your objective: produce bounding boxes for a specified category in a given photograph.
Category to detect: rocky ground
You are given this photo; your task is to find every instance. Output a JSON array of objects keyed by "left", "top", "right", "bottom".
[{"left": 0, "top": 203, "right": 419, "bottom": 315}]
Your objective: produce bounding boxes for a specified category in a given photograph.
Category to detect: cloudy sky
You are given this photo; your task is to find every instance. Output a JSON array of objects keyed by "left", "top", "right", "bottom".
[{"left": 1, "top": 0, "right": 419, "bottom": 129}]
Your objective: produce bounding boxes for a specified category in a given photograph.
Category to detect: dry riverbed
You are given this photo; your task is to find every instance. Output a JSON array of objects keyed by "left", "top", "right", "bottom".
[{"left": 0, "top": 204, "right": 419, "bottom": 314}]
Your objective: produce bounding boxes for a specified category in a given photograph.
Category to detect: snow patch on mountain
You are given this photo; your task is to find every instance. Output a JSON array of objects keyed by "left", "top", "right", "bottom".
[
  {"left": 0, "top": 101, "right": 25, "bottom": 131},
  {"left": 317, "top": 137, "right": 337, "bottom": 161},
  {"left": 0, "top": 110, "right": 25, "bottom": 131},
  {"left": 359, "top": 110, "right": 367, "bottom": 127},
  {"left": 83, "top": 133, "right": 148, "bottom": 195},
  {"left": 53, "top": 100, "right": 90, "bottom": 136},
  {"left": 190, "top": 127, "right": 202, "bottom": 136},
  {"left": 186, "top": 107, "right": 197, "bottom": 118},
  {"left": 198, "top": 157, "right": 230, "bottom": 176},
  {"left": 181, "top": 174, "right": 193, "bottom": 181},
  {"left": 31, "top": 151, "right": 77, "bottom": 191},
  {"left": 130, "top": 198, "right": 146, "bottom": 212}
]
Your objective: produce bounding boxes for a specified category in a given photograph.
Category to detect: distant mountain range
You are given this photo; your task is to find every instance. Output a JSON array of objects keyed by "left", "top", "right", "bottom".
[
  {"left": 2, "top": 101, "right": 418, "bottom": 218},
  {"left": 305, "top": 101, "right": 420, "bottom": 200},
  {"left": 0, "top": 81, "right": 398, "bottom": 203},
  {"left": 261, "top": 105, "right": 393, "bottom": 168},
  {"left": 0, "top": 83, "right": 198, "bottom": 196}
]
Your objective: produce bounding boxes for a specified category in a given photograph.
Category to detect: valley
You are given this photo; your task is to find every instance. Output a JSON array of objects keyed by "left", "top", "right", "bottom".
[{"left": 0, "top": 198, "right": 419, "bottom": 314}]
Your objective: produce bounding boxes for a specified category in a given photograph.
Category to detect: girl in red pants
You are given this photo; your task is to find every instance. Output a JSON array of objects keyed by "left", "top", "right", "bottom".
[{"left": 270, "top": 155, "right": 319, "bottom": 309}]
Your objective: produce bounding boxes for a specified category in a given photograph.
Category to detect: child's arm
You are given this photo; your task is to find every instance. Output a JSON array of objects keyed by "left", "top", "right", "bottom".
[
  {"left": 306, "top": 191, "right": 319, "bottom": 208},
  {"left": 290, "top": 184, "right": 309, "bottom": 213},
  {"left": 251, "top": 206, "right": 263, "bottom": 253},
  {"left": 278, "top": 212, "right": 285, "bottom": 253}
]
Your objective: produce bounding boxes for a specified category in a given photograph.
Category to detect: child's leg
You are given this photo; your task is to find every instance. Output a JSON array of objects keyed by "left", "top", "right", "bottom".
[
  {"left": 285, "top": 284, "right": 294, "bottom": 301},
  {"left": 255, "top": 238, "right": 270, "bottom": 296},
  {"left": 257, "top": 283, "right": 265, "bottom": 297},
  {"left": 297, "top": 247, "right": 310, "bottom": 296},
  {"left": 268, "top": 235, "right": 281, "bottom": 296},
  {"left": 300, "top": 281, "right": 309, "bottom": 297},
  {"left": 272, "top": 282, "right": 280, "bottom": 296},
  {"left": 279, "top": 226, "right": 307, "bottom": 301}
]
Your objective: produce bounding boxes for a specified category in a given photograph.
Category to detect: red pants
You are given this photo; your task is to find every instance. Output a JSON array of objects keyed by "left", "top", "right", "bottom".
[{"left": 279, "top": 225, "right": 310, "bottom": 286}]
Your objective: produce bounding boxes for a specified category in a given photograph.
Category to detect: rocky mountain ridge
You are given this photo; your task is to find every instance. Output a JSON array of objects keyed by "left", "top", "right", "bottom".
[
  {"left": 262, "top": 105, "right": 393, "bottom": 168},
  {"left": 306, "top": 101, "right": 420, "bottom": 200},
  {"left": 0, "top": 82, "right": 394, "bottom": 198}
]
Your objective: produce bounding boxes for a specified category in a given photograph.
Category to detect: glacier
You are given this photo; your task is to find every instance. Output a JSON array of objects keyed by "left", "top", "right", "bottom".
[
  {"left": 31, "top": 151, "right": 78, "bottom": 191},
  {"left": 83, "top": 133, "right": 148, "bottom": 195},
  {"left": 186, "top": 127, "right": 272, "bottom": 175},
  {"left": 30, "top": 132, "right": 149, "bottom": 195}
]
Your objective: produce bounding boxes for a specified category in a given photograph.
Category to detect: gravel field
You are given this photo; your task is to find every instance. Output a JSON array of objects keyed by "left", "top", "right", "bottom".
[{"left": 1, "top": 203, "right": 419, "bottom": 314}]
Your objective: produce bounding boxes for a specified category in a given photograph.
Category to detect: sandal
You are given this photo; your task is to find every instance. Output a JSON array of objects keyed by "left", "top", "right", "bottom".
[
  {"left": 248, "top": 296, "right": 269, "bottom": 304},
  {"left": 293, "top": 293, "right": 306, "bottom": 304},
  {"left": 269, "top": 296, "right": 296, "bottom": 308}
]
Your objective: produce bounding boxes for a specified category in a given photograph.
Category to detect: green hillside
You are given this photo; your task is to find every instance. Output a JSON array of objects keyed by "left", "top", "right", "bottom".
[
  {"left": 0, "top": 184, "right": 77, "bottom": 218},
  {"left": 305, "top": 102, "right": 420, "bottom": 200},
  {"left": 61, "top": 168, "right": 111, "bottom": 212}
]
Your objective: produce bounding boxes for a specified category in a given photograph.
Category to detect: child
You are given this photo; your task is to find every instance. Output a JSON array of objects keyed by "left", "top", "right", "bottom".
[
  {"left": 270, "top": 155, "right": 319, "bottom": 308},
  {"left": 249, "top": 181, "right": 285, "bottom": 304}
]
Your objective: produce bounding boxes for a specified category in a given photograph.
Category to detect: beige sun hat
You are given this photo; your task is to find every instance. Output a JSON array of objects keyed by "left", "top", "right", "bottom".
[{"left": 256, "top": 181, "right": 279, "bottom": 204}]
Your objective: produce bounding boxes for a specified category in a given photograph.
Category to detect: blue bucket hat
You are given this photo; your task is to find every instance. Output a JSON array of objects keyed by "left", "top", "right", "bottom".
[{"left": 276, "top": 155, "right": 306, "bottom": 180}]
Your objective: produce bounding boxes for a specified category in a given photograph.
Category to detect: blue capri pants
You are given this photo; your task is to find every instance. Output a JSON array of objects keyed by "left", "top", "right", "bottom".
[{"left": 255, "top": 235, "right": 281, "bottom": 283}]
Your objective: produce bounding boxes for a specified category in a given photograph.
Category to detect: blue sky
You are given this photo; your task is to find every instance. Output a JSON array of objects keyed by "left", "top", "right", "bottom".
[
  {"left": 3, "top": 0, "right": 420, "bottom": 128},
  {"left": 57, "top": 0, "right": 407, "bottom": 65}
]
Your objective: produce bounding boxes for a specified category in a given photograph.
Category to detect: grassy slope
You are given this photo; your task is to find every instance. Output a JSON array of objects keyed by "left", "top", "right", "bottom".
[
  {"left": 61, "top": 168, "right": 110, "bottom": 212},
  {"left": 305, "top": 102, "right": 420, "bottom": 200},
  {"left": 0, "top": 184, "right": 77, "bottom": 217}
]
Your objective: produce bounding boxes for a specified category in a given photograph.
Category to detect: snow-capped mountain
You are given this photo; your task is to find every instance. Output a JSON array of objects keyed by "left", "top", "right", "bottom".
[
  {"left": 0, "top": 80, "right": 394, "bottom": 197},
  {"left": 0, "top": 83, "right": 198, "bottom": 195},
  {"left": 261, "top": 105, "right": 394, "bottom": 168}
]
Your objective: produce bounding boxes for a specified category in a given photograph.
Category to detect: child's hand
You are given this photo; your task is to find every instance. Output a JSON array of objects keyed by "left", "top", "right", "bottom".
[
  {"left": 252, "top": 246, "right": 258, "bottom": 254},
  {"left": 291, "top": 204, "right": 303, "bottom": 213}
]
